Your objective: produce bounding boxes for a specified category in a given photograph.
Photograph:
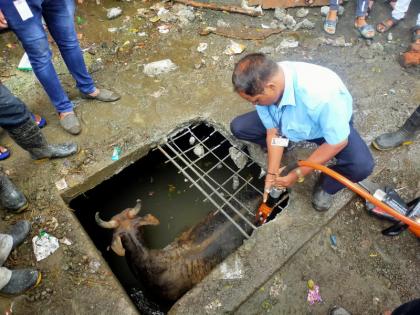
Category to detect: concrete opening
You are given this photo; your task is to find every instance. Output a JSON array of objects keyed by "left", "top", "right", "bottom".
[{"left": 70, "top": 122, "right": 289, "bottom": 314}]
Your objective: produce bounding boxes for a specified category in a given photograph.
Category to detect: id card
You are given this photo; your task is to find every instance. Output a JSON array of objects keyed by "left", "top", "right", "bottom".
[
  {"left": 271, "top": 137, "right": 289, "bottom": 147},
  {"left": 13, "top": 0, "right": 34, "bottom": 21}
]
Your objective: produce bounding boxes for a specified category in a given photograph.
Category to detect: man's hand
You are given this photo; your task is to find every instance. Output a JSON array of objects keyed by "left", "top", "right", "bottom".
[
  {"left": 263, "top": 174, "right": 275, "bottom": 202},
  {"left": 274, "top": 172, "right": 298, "bottom": 188},
  {"left": 0, "top": 10, "right": 8, "bottom": 29}
]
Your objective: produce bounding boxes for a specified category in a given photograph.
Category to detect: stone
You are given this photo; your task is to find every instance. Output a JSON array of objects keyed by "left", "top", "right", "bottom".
[
  {"left": 106, "top": 7, "right": 122, "bottom": 20},
  {"left": 296, "top": 8, "right": 308, "bottom": 18},
  {"left": 274, "top": 8, "right": 287, "bottom": 21},
  {"left": 282, "top": 15, "right": 296, "bottom": 29},
  {"left": 143, "top": 59, "right": 178, "bottom": 76},
  {"left": 216, "top": 19, "right": 229, "bottom": 28},
  {"left": 338, "top": 5, "right": 345, "bottom": 16},
  {"left": 259, "top": 46, "right": 275, "bottom": 54},
  {"left": 320, "top": 6, "right": 329, "bottom": 17},
  {"left": 294, "top": 18, "right": 315, "bottom": 30},
  {"left": 276, "top": 37, "right": 299, "bottom": 50}
]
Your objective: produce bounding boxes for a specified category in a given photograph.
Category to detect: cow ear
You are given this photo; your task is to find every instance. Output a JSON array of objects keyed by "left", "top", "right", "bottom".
[
  {"left": 140, "top": 214, "right": 160, "bottom": 226},
  {"left": 111, "top": 235, "right": 126, "bottom": 256}
]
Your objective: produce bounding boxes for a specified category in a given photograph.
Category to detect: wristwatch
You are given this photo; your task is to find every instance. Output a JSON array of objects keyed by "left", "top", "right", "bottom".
[{"left": 294, "top": 167, "right": 304, "bottom": 183}]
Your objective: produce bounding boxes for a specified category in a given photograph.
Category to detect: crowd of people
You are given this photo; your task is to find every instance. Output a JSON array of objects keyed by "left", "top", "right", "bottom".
[{"left": 0, "top": 0, "right": 418, "bottom": 312}]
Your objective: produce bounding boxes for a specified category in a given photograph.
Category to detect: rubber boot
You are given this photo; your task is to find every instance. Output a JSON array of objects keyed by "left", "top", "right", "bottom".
[
  {"left": 0, "top": 171, "right": 27, "bottom": 212},
  {"left": 0, "top": 267, "right": 41, "bottom": 296},
  {"left": 372, "top": 106, "right": 420, "bottom": 150},
  {"left": 0, "top": 221, "right": 31, "bottom": 265},
  {"left": 5, "top": 118, "right": 79, "bottom": 160}
]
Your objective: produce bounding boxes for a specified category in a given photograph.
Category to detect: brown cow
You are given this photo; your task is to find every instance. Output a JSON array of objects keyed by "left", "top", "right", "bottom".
[{"left": 95, "top": 194, "right": 259, "bottom": 302}]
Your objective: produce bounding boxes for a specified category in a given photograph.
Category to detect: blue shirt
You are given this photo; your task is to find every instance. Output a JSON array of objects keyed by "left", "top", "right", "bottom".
[{"left": 256, "top": 62, "right": 353, "bottom": 145}]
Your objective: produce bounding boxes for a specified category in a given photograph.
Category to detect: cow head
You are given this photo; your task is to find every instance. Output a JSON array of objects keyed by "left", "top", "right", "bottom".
[{"left": 95, "top": 199, "right": 160, "bottom": 256}]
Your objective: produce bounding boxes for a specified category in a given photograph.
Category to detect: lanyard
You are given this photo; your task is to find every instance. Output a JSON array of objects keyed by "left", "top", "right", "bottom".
[{"left": 268, "top": 105, "right": 286, "bottom": 136}]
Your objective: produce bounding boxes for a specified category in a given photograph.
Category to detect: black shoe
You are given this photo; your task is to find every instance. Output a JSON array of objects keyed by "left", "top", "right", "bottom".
[
  {"left": 5, "top": 118, "right": 79, "bottom": 159},
  {"left": 0, "top": 268, "right": 41, "bottom": 296},
  {"left": 7, "top": 220, "right": 31, "bottom": 250},
  {"left": 312, "top": 182, "right": 333, "bottom": 212},
  {"left": 0, "top": 172, "right": 27, "bottom": 212},
  {"left": 372, "top": 105, "right": 420, "bottom": 151}
]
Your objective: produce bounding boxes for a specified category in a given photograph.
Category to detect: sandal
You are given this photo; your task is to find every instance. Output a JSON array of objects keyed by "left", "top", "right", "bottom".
[
  {"left": 376, "top": 17, "right": 399, "bottom": 33},
  {"left": 30, "top": 113, "right": 46, "bottom": 128},
  {"left": 0, "top": 145, "right": 10, "bottom": 161},
  {"left": 355, "top": 23, "right": 375, "bottom": 39},
  {"left": 324, "top": 18, "right": 338, "bottom": 35}
]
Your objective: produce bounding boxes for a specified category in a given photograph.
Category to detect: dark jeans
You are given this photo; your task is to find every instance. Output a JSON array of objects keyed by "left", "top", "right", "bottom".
[
  {"left": 231, "top": 110, "right": 375, "bottom": 194},
  {"left": 0, "top": 0, "right": 95, "bottom": 113},
  {"left": 0, "top": 84, "right": 30, "bottom": 128}
]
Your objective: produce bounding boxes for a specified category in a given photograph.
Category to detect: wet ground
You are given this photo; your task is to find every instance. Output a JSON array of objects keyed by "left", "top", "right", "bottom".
[{"left": 0, "top": 0, "right": 419, "bottom": 314}]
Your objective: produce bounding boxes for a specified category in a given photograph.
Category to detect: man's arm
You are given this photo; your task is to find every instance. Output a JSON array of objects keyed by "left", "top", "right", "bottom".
[
  {"left": 264, "top": 128, "right": 284, "bottom": 201},
  {"left": 275, "top": 139, "right": 348, "bottom": 187}
]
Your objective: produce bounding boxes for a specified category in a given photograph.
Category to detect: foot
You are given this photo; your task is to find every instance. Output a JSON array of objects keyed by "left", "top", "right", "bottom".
[
  {"left": 6, "top": 220, "right": 31, "bottom": 250},
  {"left": 355, "top": 17, "right": 375, "bottom": 39},
  {"left": 81, "top": 88, "right": 120, "bottom": 102},
  {"left": 0, "top": 174, "right": 28, "bottom": 213},
  {"left": 59, "top": 112, "right": 81, "bottom": 135},
  {"left": 376, "top": 17, "right": 398, "bottom": 33},
  {"left": 372, "top": 129, "right": 414, "bottom": 150},
  {"left": 0, "top": 268, "right": 41, "bottom": 296},
  {"left": 30, "top": 113, "right": 47, "bottom": 129},
  {"left": 0, "top": 146, "right": 10, "bottom": 161},
  {"left": 312, "top": 182, "right": 333, "bottom": 211},
  {"left": 324, "top": 10, "right": 338, "bottom": 35},
  {"left": 32, "top": 143, "right": 79, "bottom": 160}
]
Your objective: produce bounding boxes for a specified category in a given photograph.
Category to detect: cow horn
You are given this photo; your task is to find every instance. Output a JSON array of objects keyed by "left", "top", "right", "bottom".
[
  {"left": 111, "top": 235, "right": 126, "bottom": 256},
  {"left": 128, "top": 199, "right": 142, "bottom": 218},
  {"left": 95, "top": 212, "right": 119, "bottom": 229}
]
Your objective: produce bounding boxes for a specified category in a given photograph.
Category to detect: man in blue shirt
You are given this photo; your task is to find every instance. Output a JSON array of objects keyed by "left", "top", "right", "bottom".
[{"left": 230, "top": 53, "right": 374, "bottom": 211}]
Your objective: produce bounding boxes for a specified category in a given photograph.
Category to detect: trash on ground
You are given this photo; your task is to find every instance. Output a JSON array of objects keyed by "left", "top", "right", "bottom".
[
  {"left": 199, "top": 26, "right": 283, "bottom": 40},
  {"left": 330, "top": 234, "right": 337, "bottom": 247},
  {"left": 150, "top": 87, "right": 167, "bottom": 98},
  {"left": 89, "top": 260, "right": 101, "bottom": 273},
  {"left": 174, "top": 0, "right": 262, "bottom": 17},
  {"left": 168, "top": 184, "right": 177, "bottom": 193},
  {"left": 189, "top": 136, "right": 196, "bottom": 145},
  {"left": 307, "top": 279, "right": 322, "bottom": 304},
  {"left": 319, "top": 36, "right": 352, "bottom": 47},
  {"left": 108, "top": 27, "right": 119, "bottom": 33},
  {"left": 157, "top": 24, "right": 170, "bottom": 34},
  {"left": 76, "top": 16, "right": 85, "bottom": 25},
  {"left": 55, "top": 178, "right": 68, "bottom": 191},
  {"left": 149, "top": 16, "right": 161, "bottom": 23},
  {"left": 17, "top": 53, "right": 32, "bottom": 71},
  {"left": 259, "top": 168, "right": 266, "bottom": 179},
  {"left": 197, "top": 42, "right": 208, "bottom": 53},
  {"left": 240, "top": 0, "right": 263, "bottom": 15},
  {"left": 143, "top": 59, "right": 178, "bottom": 77},
  {"left": 224, "top": 40, "right": 246, "bottom": 55},
  {"left": 229, "top": 147, "right": 248, "bottom": 169},
  {"left": 193, "top": 144, "right": 205, "bottom": 157},
  {"left": 59, "top": 237, "right": 73, "bottom": 246},
  {"left": 387, "top": 32, "right": 393, "bottom": 41},
  {"left": 107, "top": 7, "right": 122, "bottom": 20},
  {"left": 32, "top": 231, "right": 60, "bottom": 262},
  {"left": 276, "top": 38, "right": 299, "bottom": 50},
  {"left": 111, "top": 147, "right": 122, "bottom": 161}
]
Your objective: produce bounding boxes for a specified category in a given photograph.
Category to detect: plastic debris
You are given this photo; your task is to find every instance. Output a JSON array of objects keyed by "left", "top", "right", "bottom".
[
  {"left": 6, "top": 43, "right": 15, "bottom": 49},
  {"left": 197, "top": 42, "right": 208, "bottom": 53},
  {"left": 143, "top": 59, "right": 177, "bottom": 77},
  {"left": 108, "top": 27, "right": 119, "bottom": 33},
  {"left": 232, "top": 175, "right": 240, "bottom": 190},
  {"left": 330, "top": 234, "right": 337, "bottom": 247},
  {"left": 55, "top": 178, "right": 68, "bottom": 191},
  {"left": 157, "top": 24, "right": 170, "bottom": 34},
  {"left": 276, "top": 38, "right": 299, "bottom": 50},
  {"left": 224, "top": 40, "right": 246, "bottom": 55},
  {"left": 111, "top": 147, "right": 122, "bottom": 161},
  {"left": 259, "top": 168, "right": 266, "bottom": 179},
  {"left": 17, "top": 53, "right": 32, "bottom": 71},
  {"left": 387, "top": 32, "right": 393, "bottom": 41},
  {"left": 229, "top": 147, "right": 248, "bottom": 169},
  {"left": 307, "top": 279, "right": 322, "bottom": 304},
  {"left": 168, "top": 184, "right": 176, "bottom": 193},
  {"left": 107, "top": 7, "right": 122, "bottom": 19},
  {"left": 193, "top": 144, "right": 205, "bottom": 157},
  {"left": 59, "top": 237, "right": 73, "bottom": 246},
  {"left": 76, "top": 16, "right": 85, "bottom": 25},
  {"left": 32, "top": 231, "right": 60, "bottom": 262},
  {"left": 189, "top": 136, "right": 196, "bottom": 145}
]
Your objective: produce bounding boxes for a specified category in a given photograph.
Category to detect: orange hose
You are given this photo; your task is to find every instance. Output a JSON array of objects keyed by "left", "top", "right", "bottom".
[{"left": 297, "top": 160, "right": 420, "bottom": 238}]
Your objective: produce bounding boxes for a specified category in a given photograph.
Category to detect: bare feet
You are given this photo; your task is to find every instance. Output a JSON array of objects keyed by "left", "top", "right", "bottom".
[{"left": 88, "top": 89, "right": 99, "bottom": 97}]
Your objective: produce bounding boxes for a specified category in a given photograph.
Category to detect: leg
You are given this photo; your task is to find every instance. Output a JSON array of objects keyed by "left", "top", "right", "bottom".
[
  {"left": 230, "top": 111, "right": 267, "bottom": 147},
  {"left": 0, "top": 0, "right": 73, "bottom": 113},
  {"left": 372, "top": 105, "right": 420, "bottom": 150},
  {"left": 355, "top": 0, "right": 375, "bottom": 38},
  {"left": 391, "top": 0, "right": 412, "bottom": 21},
  {"left": 321, "top": 125, "right": 374, "bottom": 194},
  {"left": 41, "top": 0, "right": 95, "bottom": 95},
  {"left": 0, "top": 84, "right": 30, "bottom": 128}
]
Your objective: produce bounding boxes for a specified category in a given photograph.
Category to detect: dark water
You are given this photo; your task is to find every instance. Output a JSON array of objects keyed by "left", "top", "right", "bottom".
[{"left": 71, "top": 123, "right": 265, "bottom": 314}]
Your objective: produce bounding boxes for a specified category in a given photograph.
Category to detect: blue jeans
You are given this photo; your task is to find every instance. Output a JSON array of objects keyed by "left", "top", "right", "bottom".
[
  {"left": 0, "top": 0, "right": 95, "bottom": 113},
  {"left": 0, "top": 84, "right": 30, "bottom": 128},
  {"left": 231, "top": 110, "right": 375, "bottom": 194},
  {"left": 329, "top": 0, "right": 368, "bottom": 17}
]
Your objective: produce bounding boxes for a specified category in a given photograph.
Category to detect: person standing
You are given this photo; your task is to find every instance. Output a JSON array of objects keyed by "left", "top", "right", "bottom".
[{"left": 0, "top": 0, "right": 120, "bottom": 135}]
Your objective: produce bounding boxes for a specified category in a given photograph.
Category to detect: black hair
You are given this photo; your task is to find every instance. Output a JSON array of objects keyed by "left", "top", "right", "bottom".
[{"left": 232, "top": 53, "right": 278, "bottom": 96}]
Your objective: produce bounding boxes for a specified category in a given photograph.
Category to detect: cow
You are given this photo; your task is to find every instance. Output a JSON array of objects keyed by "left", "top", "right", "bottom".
[{"left": 95, "top": 193, "right": 260, "bottom": 302}]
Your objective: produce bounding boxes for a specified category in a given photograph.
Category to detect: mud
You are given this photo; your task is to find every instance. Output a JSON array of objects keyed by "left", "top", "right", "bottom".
[{"left": 0, "top": 0, "right": 419, "bottom": 314}]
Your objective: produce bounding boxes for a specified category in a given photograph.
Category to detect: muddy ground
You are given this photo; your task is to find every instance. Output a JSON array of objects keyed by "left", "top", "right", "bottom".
[{"left": 0, "top": 0, "right": 419, "bottom": 314}]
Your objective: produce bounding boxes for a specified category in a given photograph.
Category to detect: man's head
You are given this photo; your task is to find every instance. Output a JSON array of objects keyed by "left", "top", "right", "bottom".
[{"left": 232, "top": 53, "right": 283, "bottom": 106}]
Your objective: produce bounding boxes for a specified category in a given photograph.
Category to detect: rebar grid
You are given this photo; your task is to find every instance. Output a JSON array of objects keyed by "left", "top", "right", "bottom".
[{"left": 156, "top": 123, "right": 287, "bottom": 238}]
